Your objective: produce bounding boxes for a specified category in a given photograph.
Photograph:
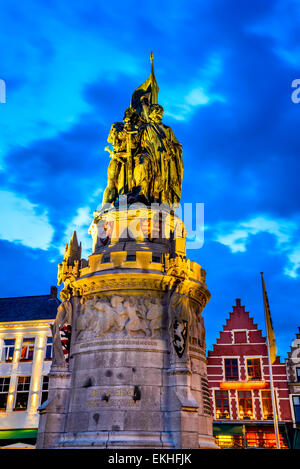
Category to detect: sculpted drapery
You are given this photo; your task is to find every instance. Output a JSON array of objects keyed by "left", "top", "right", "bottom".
[
  {"left": 102, "top": 55, "right": 183, "bottom": 208},
  {"left": 139, "top": 104, "right": 183, "bottom": 206}
]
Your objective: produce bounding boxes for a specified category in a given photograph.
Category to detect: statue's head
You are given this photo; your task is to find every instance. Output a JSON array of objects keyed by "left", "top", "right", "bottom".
[
  {"left": 60, "top": 288, "right": 71, "bottom": 302},
  {"left": 149, "top": 104, "right": 164, "bottom": 124},
  {"left": 123, "top": 107, "right": 139, "bottom": 128}
]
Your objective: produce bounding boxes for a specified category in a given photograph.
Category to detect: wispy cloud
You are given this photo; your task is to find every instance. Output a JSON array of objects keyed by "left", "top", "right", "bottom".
[
  {"left": 285, "top": 244, "right": 300, "bottom": 278},
  {"left": 214, "top": 215, "right": 300, "bottom": 278},
  {"left": 162, "top": 54, "right": 226, "bottom": 121},
  {"left": 0, "top": 4, "right": 142, "bottom": 164},
  {"left": 61, "top": 206, "right": 95, "bottom": 259},
  {"left": 0, "top": 190, "right": 54, "bottom": 250},
  {"left": 247, "top": 0, "right": 300, "bottom": 67}
]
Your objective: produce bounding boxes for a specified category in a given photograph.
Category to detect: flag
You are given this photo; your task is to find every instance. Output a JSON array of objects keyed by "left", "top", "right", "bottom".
[
  {"left": 59, "top": 324, "right": 72, "bottom": 362},
  {"left": 130, "top": 51, "right": 159, "bottom": 113},
  {"left": 99, "top": 220, "right": 114, "bottom": 246},
  {"left": 261, "top": 272, "right": 277, "bottom": 364}
]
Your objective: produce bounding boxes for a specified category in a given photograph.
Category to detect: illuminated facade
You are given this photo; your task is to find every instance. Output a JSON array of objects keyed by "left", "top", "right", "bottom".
[
  {"left": 207, "top": 299, "right": 292, "bottom": 449},
  {"left": 286, "top": 328, "right": 300, "bottom": 448},
  {"left": 0, "top": 287, "right": 59, "bottom": 448}
]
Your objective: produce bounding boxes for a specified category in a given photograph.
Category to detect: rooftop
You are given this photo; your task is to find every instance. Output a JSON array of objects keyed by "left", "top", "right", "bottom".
[{"left": 0, "top": 286, "right": 60, "bottom": 322}]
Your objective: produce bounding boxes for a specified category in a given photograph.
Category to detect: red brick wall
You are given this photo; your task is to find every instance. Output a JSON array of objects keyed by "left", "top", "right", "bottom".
[{"left": 207, "top": 299, "right": 292, "bottom": 422}]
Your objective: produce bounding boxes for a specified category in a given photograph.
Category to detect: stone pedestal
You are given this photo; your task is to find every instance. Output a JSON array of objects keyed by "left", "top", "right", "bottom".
[
  {"left": 37, "top": 207, "right": 218, "bottom": 449},
  {"left": 36, "top": 366, "right": 71, "bottom": 448}
]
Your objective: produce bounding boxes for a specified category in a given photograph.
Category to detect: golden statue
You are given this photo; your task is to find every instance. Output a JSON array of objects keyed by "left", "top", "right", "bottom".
[
  {"left": 102, "top": 53, "right": 183, "bottom": 208},
  {"left": 102, "top": 108, "right": 140, "bottom": 205},
  {"left": 139, "top": 103, "right": 183, "bottom": 206}
]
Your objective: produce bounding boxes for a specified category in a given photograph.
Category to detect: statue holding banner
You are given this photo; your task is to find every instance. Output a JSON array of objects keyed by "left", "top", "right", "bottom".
[
  {"left": 102, "top": 53, "right": 183, "bottom": 208},
  {"left": 37, "top": 53, "right": 216, "bottom": 451}
]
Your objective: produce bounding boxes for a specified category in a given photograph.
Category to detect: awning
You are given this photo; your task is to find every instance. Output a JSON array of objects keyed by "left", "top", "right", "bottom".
[
  {"left": 213, "top": 424, "right": 244, "bottom": 436},
  {"left": 0, "top": 429, "right": 37, "bottom": 440},
  {"left": 220, "top": 381, "right": 267, "bottom": 391}
]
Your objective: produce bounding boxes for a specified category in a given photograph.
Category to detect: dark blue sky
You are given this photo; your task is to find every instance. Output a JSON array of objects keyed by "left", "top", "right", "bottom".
[{"left": 0, "top": 0, "right": 299, "bottom": 359}]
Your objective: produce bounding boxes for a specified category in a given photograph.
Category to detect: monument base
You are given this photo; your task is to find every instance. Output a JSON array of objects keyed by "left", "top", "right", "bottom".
[{"left": 37, "top": 208, "right": 218, "bottom": 449}]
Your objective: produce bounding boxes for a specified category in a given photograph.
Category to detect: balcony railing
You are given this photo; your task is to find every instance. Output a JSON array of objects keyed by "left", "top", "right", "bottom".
[{"left": 215, "top": 435, "right": 289, "bottom": 449}]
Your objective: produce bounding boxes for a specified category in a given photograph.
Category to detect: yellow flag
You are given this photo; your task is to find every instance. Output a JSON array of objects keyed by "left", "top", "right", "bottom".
[
  {"left": 261, "top": 273, "right": 277, "bottom": 364},
  {"left": 130, "top": 52, "right": 159, "bottom": 112}
]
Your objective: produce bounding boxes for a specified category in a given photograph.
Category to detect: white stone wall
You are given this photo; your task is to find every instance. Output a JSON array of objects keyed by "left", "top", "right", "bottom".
[{"left": 0, "top": 320, "right": 54, "bottom": 430}]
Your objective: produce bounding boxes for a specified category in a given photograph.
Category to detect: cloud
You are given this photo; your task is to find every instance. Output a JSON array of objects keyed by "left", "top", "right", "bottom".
[
  {"left": 0, "top": 0, "right": 300, "bottom": 359},
  {"left": 285, "top": 244, "right": 300, "bottom": 278},
  {"left": 0, "top": 190, "right": 54, "bottom": 250},
  {"left": 0, "top": 2, "right": 145, "bottom": 163},
  {"left": 247, "top": 0, "right": 300, "bottom": 68},
  {"left": 61, "top": 206, "right": 94, "bottom": 259},
  {"left": 162, "top": 54, "right": 226, "bottom": 121},
  {"left": 215, "top": 215, "right": 297, "bottom": 252},
  {"left": 214, "top": 214, "right": 300, "bottom": 278}
]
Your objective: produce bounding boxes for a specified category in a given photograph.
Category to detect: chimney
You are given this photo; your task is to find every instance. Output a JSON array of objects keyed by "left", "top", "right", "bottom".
[{"left": 50, "top": 286, "right": 58, "bottom": 298}]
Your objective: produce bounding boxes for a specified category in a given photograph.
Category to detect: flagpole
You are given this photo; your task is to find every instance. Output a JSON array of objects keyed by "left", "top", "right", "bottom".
[{"left": 260, "top": 272, "right": 281, "bottom": 449}]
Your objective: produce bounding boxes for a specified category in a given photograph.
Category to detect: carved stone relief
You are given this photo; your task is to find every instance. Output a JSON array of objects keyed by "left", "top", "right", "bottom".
[
  {"left": 167, "top": 280, "right": 206, "bottom": 358},
  {"left": 75, "top": 295, "right": 165, "bottom": 341}
]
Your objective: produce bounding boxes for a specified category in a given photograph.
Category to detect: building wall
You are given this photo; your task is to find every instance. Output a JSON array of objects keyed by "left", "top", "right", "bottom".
[
  {"left": 286, "top": 328, "right": 300, "bottom": 428},
  {"left": 0, "top": 319, "right": 53, "bottom": 430},
  {"left": 207, "top": 299, "right": 292, "bottom": 448}
]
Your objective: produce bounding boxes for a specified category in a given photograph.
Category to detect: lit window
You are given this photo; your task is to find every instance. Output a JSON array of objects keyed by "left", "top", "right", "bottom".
[
  {"left": 246, "top": 432, "right": 259, "bottom": 447},
  {"left": 1, "top": 339, "right": 15, "bottom": 362},
  {"left": 41, "top": 376, "right": 49, "bottom": 405},
  {"left": 261, "top": 390, "right": 273, "bottom": 420},
  {"left": 224, "top": 359, "right": 239, "bottom": 381},
  {"left": 293, "top": 396, "right": 300, "bottom": 423},
  {"left": 215, "top": 390, "right": 230, "bottom": 419},
  {"left": 238, "top": 391, "right": 253, "bottom": 419},
  {"left": 14, "top": 376, "right": 31, "bottom": 411},
  {"left": 246, "top": 358, "right": 262, "bottom": 381},
  {"left": 215, "top": 435, "right": 235, "bottom": 449},
  {"left": 0, "top": 377, "right": 10, "bottom": 411},
  {"left": 45, "top": 337, "right": 53, "bottom": 360},
  {"left": 264, "top": 433, "right": 280, "bottom": 448},
  {"left": 20, "top": 338, "right": 35, "bottom": 361}
]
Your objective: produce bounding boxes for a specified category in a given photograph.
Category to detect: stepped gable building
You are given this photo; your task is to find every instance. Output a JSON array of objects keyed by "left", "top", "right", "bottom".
[
  {"left": 0, "top": 287, "right": 59, "bottom": 448},
  {"left": 286, "top": 327, "right": 300, "bottom": 448},
  {"left": 207, "top": 298, "right": 292, "bottom": 449}
]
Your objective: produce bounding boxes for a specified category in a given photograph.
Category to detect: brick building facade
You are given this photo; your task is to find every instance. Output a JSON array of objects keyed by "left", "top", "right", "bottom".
[{"left": 207, "top": 299, "right": 292, "bottom": 449}]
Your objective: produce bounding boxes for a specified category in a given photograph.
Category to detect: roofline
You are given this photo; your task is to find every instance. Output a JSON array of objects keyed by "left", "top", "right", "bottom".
[
  {"left": 0, "top": 318, "right": 55, "bottom": 327},
  {"left": 0, "top": 294, "right": 59, "bottom": 300}
]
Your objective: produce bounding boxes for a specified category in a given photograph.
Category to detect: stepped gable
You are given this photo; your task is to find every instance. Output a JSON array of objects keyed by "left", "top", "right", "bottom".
[
  {"left": 209, "top": 299, "right": 268, "bottom": 355},
  {"left": 286, "top": 327, "right": 300, "bottom": 382},
  {"left": 287, "top": 327, "right": 300, "bottom": 359}
]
